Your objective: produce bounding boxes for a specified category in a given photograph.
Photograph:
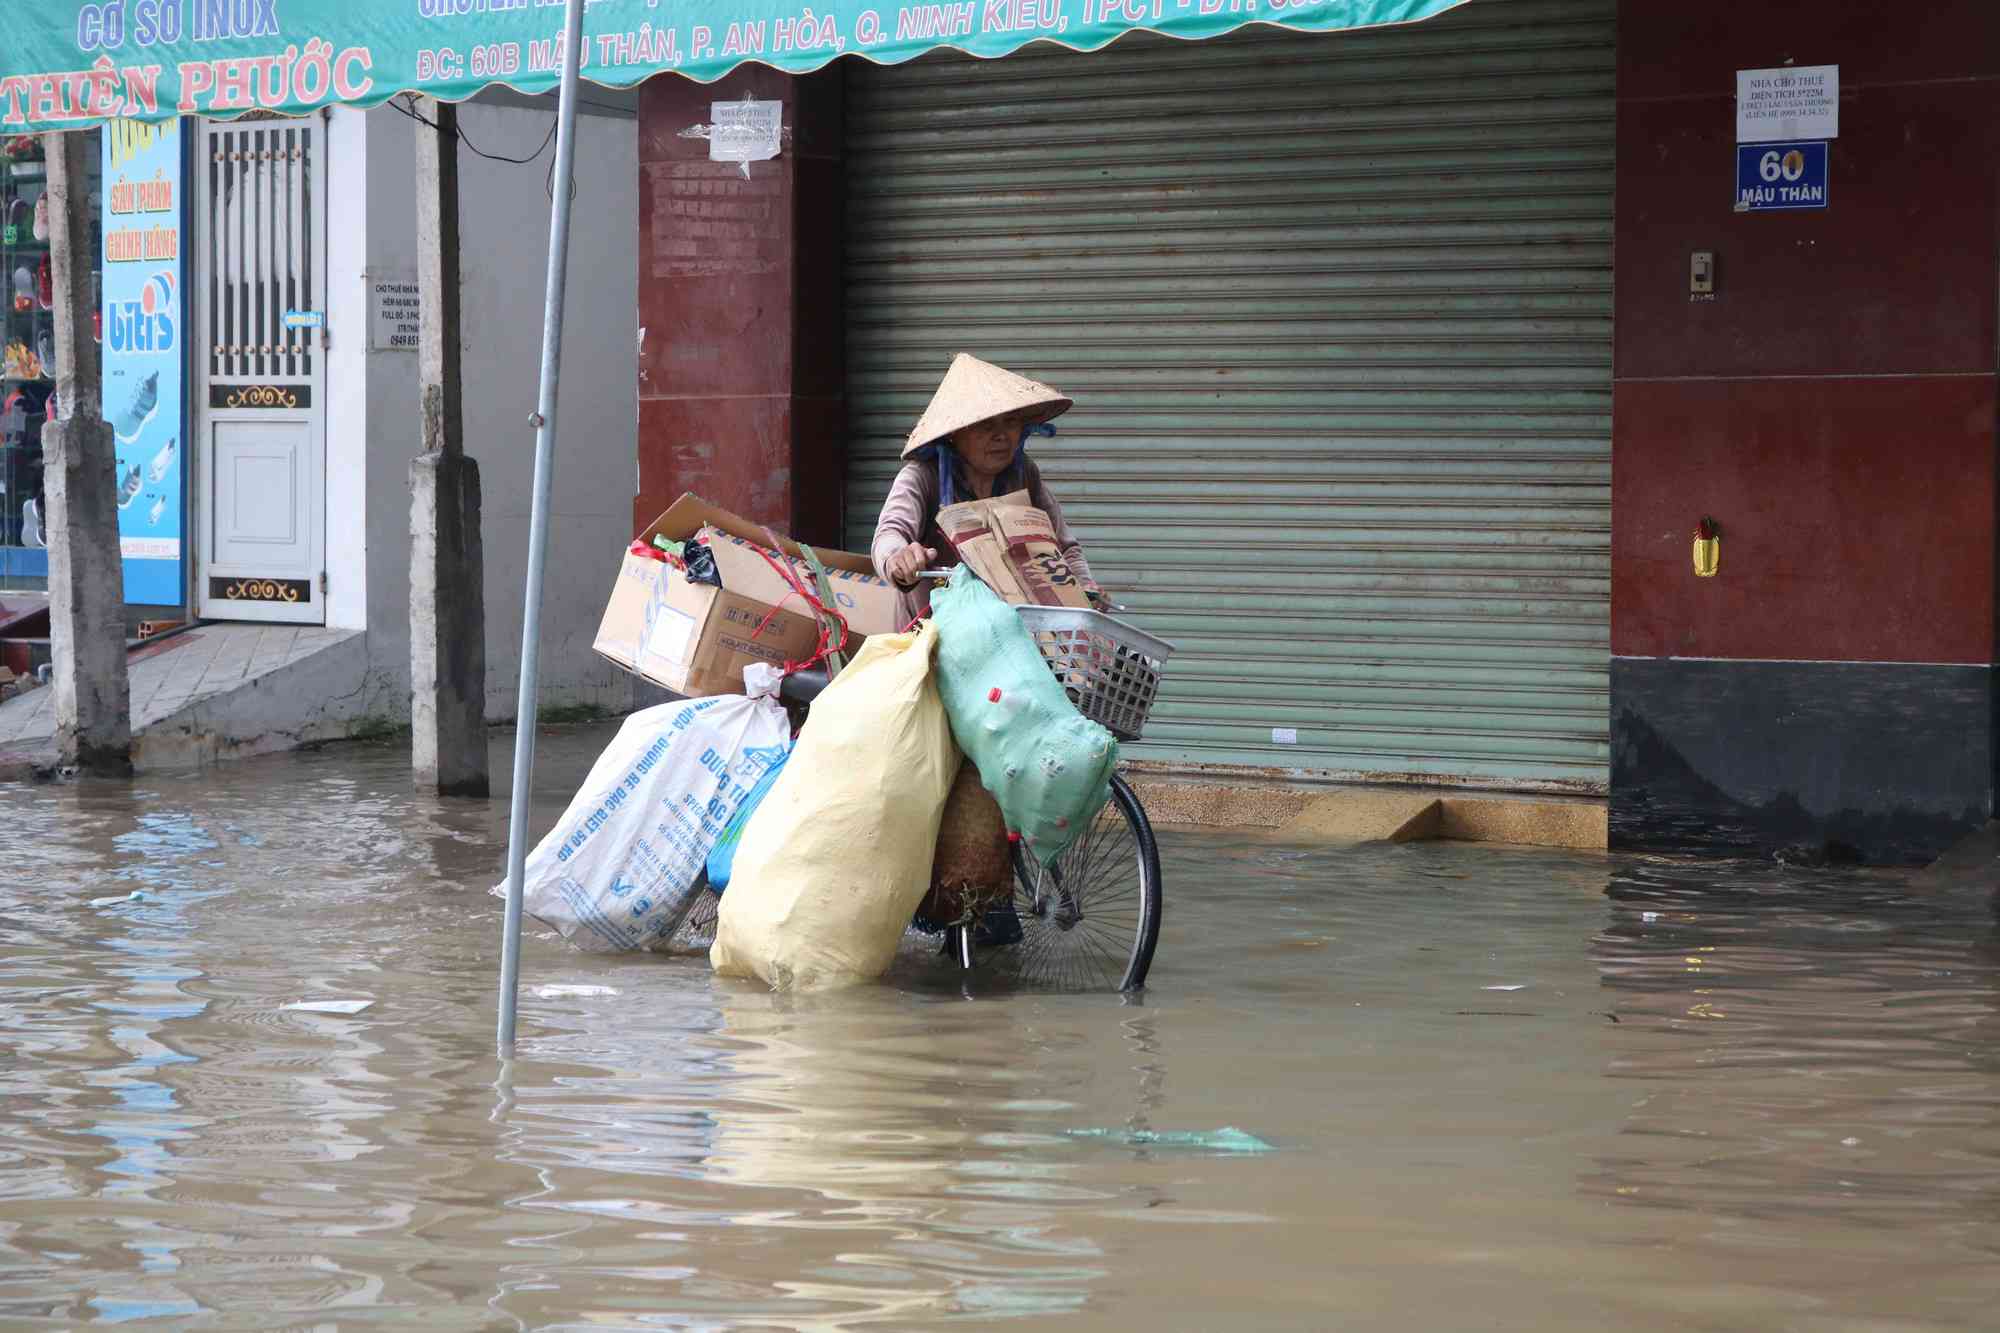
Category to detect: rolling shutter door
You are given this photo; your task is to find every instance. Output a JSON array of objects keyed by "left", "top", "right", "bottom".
[{"left": 842, "top": 0, "right": 1614, "bottom": 791}]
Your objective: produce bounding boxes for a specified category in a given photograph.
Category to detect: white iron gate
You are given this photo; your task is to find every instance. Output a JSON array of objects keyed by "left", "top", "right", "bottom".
[{"left": 195, "top": 116, "right": 327, "bottom": 625}]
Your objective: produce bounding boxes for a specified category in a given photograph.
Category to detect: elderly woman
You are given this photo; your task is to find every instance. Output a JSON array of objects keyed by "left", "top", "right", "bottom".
[{"left": 872, "top": 354, "right": 1096, "bottom": 622}]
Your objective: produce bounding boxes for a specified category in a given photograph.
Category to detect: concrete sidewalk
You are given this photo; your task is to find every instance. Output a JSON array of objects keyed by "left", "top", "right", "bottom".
[
  {"left": 1129, "top": 775, "right": 1608, "bottom": 851},
  {"left": 0, "top": 624, "right": 368, "bottom": 777}
]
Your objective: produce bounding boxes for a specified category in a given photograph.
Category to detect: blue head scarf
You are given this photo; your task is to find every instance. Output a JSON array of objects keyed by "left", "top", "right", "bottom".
[{"left": 915, "top": 421, "right": 1058, "bottom": 509}]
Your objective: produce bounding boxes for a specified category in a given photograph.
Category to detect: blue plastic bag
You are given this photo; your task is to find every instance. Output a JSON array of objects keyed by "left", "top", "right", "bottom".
[{"left": 706, "top": 748, "right": 791, "bottom": 892}]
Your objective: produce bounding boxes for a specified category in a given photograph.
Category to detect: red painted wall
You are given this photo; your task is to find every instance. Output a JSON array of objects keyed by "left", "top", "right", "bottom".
[
  {"left": 1611, "top": 0, "right": 2000, "bottom": 664},
  {"left": 634, "top": 67, "right": 845, "bottom": 547},
  {"left": 1615, "top": 377, "right": 1996, "bottom": 661}
]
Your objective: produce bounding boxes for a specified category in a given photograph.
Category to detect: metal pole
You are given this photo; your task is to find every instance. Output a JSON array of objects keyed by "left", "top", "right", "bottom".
[{"left": 498, "top": 0, "right": 587, "bottom": 1053}]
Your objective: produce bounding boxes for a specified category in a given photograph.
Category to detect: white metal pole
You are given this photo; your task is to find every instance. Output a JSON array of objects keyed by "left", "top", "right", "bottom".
[{"left": 498, "top": 0, "right": 587, "bottom": 1053}]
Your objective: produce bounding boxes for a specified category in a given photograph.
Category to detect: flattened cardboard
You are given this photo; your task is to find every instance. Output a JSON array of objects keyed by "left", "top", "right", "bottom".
[
  {"left": 991, "top": 506, "right": 1092, "bottom": 608},
  {"left": 937, "top": 505, "right": 1028, "bottom": 603},
  {"left": 935, "top": 491, "right": 1089, "bottom": 607}
]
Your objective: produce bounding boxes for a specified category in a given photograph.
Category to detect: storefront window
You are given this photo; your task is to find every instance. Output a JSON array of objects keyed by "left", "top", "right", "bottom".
[{"left": 0, "top": 131, "right": 100, "bottom": 591}]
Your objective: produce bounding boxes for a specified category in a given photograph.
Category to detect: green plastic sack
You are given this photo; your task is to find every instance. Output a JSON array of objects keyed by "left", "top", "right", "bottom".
[{"left": 930, "top": 566, "right": 1118, "bottom": 864}]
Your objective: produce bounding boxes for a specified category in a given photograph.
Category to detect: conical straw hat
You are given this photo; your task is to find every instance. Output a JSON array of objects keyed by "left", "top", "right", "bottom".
[{"left": 902, "top": 354, "right": 1072, "bottom": 458}]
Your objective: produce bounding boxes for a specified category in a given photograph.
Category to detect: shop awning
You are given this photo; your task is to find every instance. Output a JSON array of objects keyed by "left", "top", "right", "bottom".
[{"left": 10, "top": 0, "right": 1470, "bottom": 129}]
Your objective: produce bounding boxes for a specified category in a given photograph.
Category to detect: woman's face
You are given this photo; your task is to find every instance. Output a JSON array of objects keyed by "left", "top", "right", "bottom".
[{"left": 950, "top": 409, "right": 1037, "bottom": 477}]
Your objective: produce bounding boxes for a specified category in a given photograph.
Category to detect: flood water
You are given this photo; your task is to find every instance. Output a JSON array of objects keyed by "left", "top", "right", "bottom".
[{"left": 3, "top": 729, "right": 1999, "bottom": 1330}]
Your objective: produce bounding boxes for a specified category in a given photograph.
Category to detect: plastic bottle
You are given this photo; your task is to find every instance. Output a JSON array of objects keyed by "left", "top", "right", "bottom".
[{"left": 983, "top": 685, "right": 1025, "bottom": 739}]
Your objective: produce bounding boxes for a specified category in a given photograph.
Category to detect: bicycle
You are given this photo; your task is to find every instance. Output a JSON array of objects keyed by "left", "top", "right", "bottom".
[{"left": 671, "top": 583, "right": 1175, "bottom": 993}]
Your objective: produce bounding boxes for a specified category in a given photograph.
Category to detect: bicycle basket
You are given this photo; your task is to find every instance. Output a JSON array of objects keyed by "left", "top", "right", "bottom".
[{"left": 1013, "top": 606, "right": 1174, "bottom": 743}]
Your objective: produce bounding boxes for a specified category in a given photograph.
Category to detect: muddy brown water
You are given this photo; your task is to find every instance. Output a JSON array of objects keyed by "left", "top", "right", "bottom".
[{"left": 3, "top": 729, "right": 1999, "bottom": 1329}]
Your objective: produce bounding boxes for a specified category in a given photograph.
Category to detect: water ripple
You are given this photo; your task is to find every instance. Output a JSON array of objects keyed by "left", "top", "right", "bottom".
[{"left": 4, "top": 744, "right": 2000, "bottom": 1327}]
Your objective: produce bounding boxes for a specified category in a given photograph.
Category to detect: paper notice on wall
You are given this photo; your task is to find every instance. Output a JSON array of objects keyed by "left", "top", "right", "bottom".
[
  {"left": 368, "top": 272, "right": 421, "bottom": 351},
  {"left": 708, "top": 99, "right": 782, "bottom": 164},
  {"left": 1736, "top": 65, "right": 1838, "bottom": 142}
]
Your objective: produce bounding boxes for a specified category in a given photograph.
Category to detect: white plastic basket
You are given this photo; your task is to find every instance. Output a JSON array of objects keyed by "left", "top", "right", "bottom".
[{"left": 1013, "top": 606, "right": 1174, "bottom": 743}]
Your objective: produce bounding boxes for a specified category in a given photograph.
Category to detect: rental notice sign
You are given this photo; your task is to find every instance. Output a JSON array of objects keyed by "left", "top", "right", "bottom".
[{"left": 1736, "top": 65, "right": 1839, "bottom": 143}]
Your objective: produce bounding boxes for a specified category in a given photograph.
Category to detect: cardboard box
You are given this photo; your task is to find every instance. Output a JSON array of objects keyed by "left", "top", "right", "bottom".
[
  {"left": 936, "top": 491, "right": 1092, "bottom": 608},
  {"left": 595, "top": 494, "right": 900, "bottom": 697}
]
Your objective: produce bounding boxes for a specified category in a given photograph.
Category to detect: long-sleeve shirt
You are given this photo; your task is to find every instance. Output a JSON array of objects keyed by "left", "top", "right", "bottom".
[{"left": 871, "top": 457, "right": 1094, "bottom": 624}]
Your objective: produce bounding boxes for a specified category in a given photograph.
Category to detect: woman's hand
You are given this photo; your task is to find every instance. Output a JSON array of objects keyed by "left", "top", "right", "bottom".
[{"left": 885, "top": 543, "right": 937, "bottom": 588}]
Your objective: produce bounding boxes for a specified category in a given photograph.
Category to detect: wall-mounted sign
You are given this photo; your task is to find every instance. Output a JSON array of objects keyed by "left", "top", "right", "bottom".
[
  {"left": 1735, "top": 141, "right": 1829, "bottom": 212},
  {"left": 102, "top": 117, "right": 186, "bottom": 607},
  {"left": 283, "top": 309, "right": 325, "bottom": 330},
  {"left": 1736, "top": 65, "right": 1838, "bottom": 143},
  {"left": 367, "top": 272, "right": 420, "bottom": 351}
]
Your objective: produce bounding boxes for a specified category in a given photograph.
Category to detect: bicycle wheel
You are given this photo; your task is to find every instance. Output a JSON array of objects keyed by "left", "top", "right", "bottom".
[{"left": 1001, "top": 773, "right": 1162, "bottom": 992}]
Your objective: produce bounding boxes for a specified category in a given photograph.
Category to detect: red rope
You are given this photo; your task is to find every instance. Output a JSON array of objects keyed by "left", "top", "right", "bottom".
[
  {"left": 752, "top": 534, "right": 851, "bottom": 675},
  {"left": 628, "top": 540, "right": 687, "bottom": 574}
]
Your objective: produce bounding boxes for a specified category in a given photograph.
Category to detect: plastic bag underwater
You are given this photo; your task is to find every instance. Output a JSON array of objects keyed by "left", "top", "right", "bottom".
[{"left": 929, "top": 566, "right": 1118, "bottom": 865}]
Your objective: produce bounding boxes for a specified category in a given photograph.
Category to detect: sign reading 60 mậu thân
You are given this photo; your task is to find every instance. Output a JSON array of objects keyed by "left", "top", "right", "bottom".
[{"left": 1735, "top": 141, "right": 1828, "bottom": 213}]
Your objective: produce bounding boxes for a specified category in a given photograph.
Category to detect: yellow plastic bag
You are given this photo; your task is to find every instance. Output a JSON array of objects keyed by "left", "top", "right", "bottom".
[{"left": 711, "top": 622, "right": 961, "bottom": 989}]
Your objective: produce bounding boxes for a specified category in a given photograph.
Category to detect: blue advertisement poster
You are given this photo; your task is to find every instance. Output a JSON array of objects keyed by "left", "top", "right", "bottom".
[{"left": 101, "top": 118, "right": 184, "bottom": 605}]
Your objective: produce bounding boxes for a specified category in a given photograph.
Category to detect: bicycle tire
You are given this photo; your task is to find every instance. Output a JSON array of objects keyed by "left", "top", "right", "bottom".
[{"left": 1002, "top": 773, "right": 1162, "bottom": 992}]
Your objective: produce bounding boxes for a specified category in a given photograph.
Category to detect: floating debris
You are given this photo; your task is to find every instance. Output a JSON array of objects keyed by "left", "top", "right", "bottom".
[
  {"left": 532, "top": 984, "right": 620, "bottom": 998},
  {"left": 284, "top": 999, "right": 374, "bottom": 1016},
  {"left": 1065, "top": 1127, "right": 1275, "bottom": 1154}
]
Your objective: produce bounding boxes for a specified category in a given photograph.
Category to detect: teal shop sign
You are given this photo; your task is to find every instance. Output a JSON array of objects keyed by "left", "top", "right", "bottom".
[{"left": 6, "top": 0, "right": 1471, "bottom": 129}]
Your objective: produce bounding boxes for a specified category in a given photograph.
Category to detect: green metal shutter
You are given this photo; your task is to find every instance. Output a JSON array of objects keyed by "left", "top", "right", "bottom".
[{"left": 842, "top": 0, "right": 1613, "bottom": 792}]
